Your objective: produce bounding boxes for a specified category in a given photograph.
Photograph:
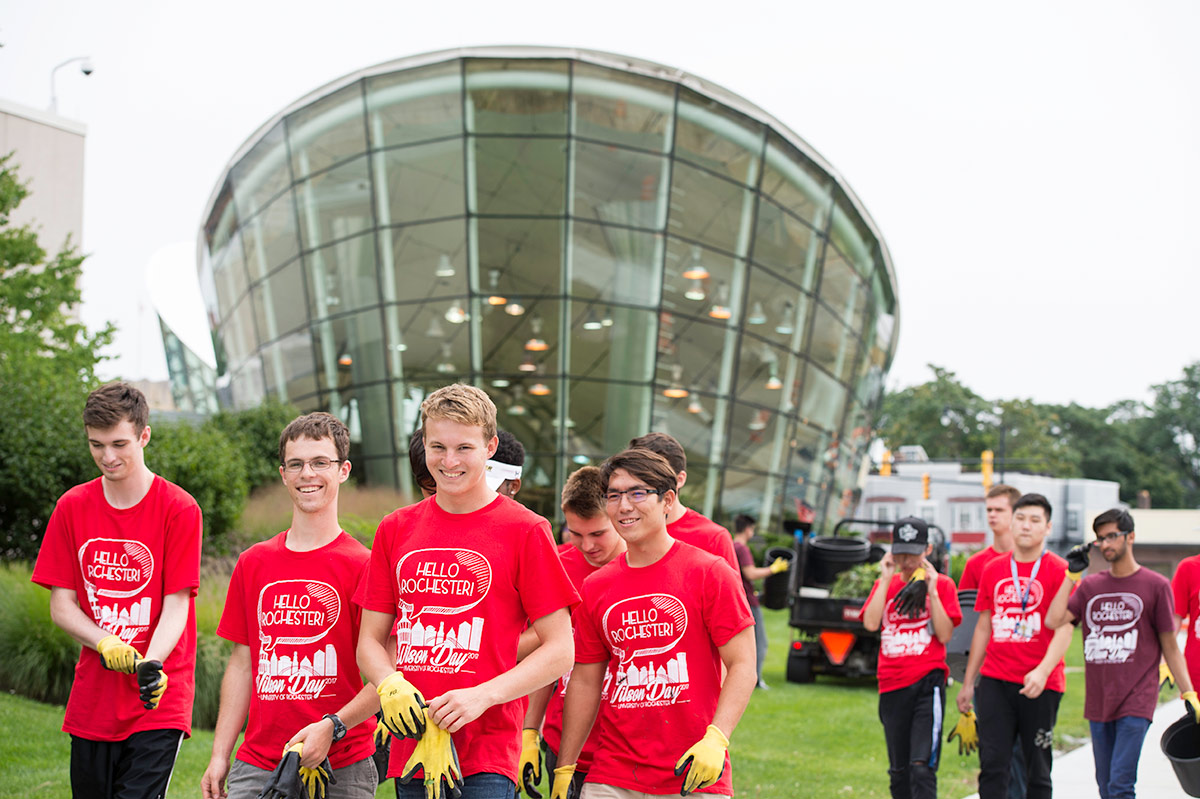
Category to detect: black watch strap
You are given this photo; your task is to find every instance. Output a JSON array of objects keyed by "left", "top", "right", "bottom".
[{"left": 324, "top": 713, "right": 347, "bottom": 742}]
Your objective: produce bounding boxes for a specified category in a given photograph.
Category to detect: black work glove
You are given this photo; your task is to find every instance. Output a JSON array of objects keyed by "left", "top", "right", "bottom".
[
  {"left": 135, "top": 659, "right": 168, "bottom": 709},
  {"left": 894, "top": 568, "right": 929, "bottom": 618},
  {"left": 256, "top": 746, "right": 304, "bottom": 799},
  {"left": 1066, "top": 543, "right": 1092, "bottom": 582}
]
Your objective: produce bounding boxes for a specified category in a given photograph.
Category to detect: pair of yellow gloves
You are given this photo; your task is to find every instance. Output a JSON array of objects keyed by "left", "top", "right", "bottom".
[
  {"left": 376, "top": 672, "right": 464, "bottom": 799},
  {"left": 95, "top": 634, "right": 167, "bottom": 710},
  {"left": 258, "top": 743, "right": 335, "bottom": 799}
]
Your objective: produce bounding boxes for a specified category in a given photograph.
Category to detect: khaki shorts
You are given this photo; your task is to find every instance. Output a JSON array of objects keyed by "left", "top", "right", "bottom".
[
  {"left": 227, "top": 754, "right": 378, "bottom": 799},
  {"left": 581, "top": 783, "right": 730, "bottom": 799}
]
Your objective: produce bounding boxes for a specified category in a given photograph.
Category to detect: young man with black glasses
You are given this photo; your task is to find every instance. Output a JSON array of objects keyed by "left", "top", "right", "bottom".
[{"left": 1046, "top": 507, "right": 1199, "bottom": 799}]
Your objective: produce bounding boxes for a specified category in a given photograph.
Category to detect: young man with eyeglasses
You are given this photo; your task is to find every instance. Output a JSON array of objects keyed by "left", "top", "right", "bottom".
[
  {"left": 32, "top": 382, "right": 202, "bottom": 799},
  {"left": 356, "top": 384, "right": 578, "bottom": 799},
  {"left": 1045, "top": 508, "right": 1199, "bottom": 799},
  {"left": 551, "top": 448, "right": 756, "bottom": 799},
  {"left": 202, "top": 413, "right": 380, "bottom": 799},
  {"left": 955, "top": 494, "right": 1073, "bottom": 799}
]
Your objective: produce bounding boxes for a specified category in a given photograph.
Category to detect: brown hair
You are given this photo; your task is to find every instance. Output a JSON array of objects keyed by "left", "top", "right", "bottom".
[
  {"left": 83, "top": 382, "right": 149, "bottom": 433},
  {"left": 600, "top": 448, "right": 678, "bottom": 496},
  {"left": 986, "top": 484, "right": 1021, "bottom": 507},
  {"left": 421, "top": 384, "right": 497, "bottom": 441},
  {"left": 408, "top": 429, "right": 435, "bottom": 494},
  {"left": 628, "top": 432, "right": 686, "bottom": 475},
  {"left": 278, "top": 412, "right": 350, "bottom": 463},
  {"left": 561, "top": 466, "right": 606, "bottom": 518}
]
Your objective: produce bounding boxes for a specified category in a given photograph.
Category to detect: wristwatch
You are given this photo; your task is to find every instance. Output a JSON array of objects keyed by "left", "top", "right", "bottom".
[{"left": 323, "top": 713, "right": 347, "bottom": 743}]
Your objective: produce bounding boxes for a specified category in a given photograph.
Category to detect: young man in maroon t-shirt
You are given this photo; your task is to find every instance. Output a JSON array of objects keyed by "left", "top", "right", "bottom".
[
  {"left": 731, "top": 514, "right": 788, "bottom": 690},
  {"left": 356, "top": 384, "right": 578, "bottom": 799},
  {"left": 956, "top": 494, "right": 1074, "bottom": 799},
  {"left": 1046, "top": 508, "right": 1199, "bottom": 799},
  {"left": 627, "top": 433, "right": 738, "bottom": 574},
  {"left": 202, "top": 413, "right": 381, "bottom": 799},
  {"left": 32, "top": 382, "right": 202, "bottom": 799},
  {"left": 552, "top": 448, "right": 756, "bottom": 799},
  {"left": 863, "top": 516, "right": 961, "bottom": 799},
  {"left": 959, "top": 485, "right": 1021, "bottom": 590}
]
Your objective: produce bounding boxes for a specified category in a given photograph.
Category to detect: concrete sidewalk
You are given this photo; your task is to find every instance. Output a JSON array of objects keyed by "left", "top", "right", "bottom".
[{"left": 959, "top": 700, "right": 1194, "bottom": 798}]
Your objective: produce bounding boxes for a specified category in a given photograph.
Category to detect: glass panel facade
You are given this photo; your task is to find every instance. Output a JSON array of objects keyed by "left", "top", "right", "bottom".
[{"left": 199, "top": 51, "right": 899, "bottom": 529}]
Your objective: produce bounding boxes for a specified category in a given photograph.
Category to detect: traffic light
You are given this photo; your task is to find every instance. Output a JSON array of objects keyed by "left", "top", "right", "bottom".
[
  {"left": 922, "top": 472, "right": 930, "bottom": 500},
  {"left": 880, "top": 449, "right": 892, "bottom": 476},
  {"left": 981, "top": 450, "right": 994, "bottom": 491}
]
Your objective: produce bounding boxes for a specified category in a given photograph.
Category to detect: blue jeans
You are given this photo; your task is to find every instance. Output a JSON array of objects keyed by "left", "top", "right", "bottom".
[
  {"left": 1089, "top": 716, "right": 1152, "bottom": 799},
  {"left": 394, "top": 772, "right": 514, "bottom": 799}
]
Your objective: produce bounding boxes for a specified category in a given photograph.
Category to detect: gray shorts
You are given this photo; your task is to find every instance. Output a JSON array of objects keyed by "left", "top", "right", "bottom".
[
  {"left": 228, "top": 754, "right": 378, "bottom": 799},
  {"left": 581, "top": 785, "right": 730, "bottom": 799}
]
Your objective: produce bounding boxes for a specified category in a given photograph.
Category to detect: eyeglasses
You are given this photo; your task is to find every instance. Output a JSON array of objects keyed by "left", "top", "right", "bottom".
[
  {"left": 604, "top": 487, "right": 660, "bottom": 504},
  {"left": 1095, "top": 530, "right": 1132, "bottom": 544},
  {"left": 282, "top": 458, "right": 342, "bottom": 473}
]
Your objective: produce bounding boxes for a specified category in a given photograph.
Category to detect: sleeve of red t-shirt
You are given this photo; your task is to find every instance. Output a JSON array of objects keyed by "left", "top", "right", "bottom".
[
  {"left": 355, "top": 514, "right": 399, "bottom": 614},
  {"left": 162, "top": 496, "right": 202, "bottom": 597},
  {"left": 937, "top": 575, "right": 963, "bottom": 626},
  {"left": 518, "top": 519, "right": 580, "bottom": 623},
  {"left": 975, "top": 561, "right": 998, "bottom": 613},
  {"left": 216, "top": 556, "right": 250, "bottom": 646},
  {"left": 573, "top": 579, "right": 609, "bottom": 664},
  {"left": 31, "top": 494, "right": 79, "bottom": 591},
  {"left": 702, "top": 559, "right": 754, "bottom": 647},
  {"left": 1174, "top": 562, "right": 1195, "bottom": 621}
]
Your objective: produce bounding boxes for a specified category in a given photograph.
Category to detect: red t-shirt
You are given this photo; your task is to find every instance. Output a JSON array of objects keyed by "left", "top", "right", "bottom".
[
  {"left": 867, "top": 573, "right": 962, "bottom": 693},
  {"left": 355, "top": 495, "right": 579, "bottom": 781},
  {"left": 975, "top": 551, "right": 1069, "bottom": 693},
  {"left": 573, "top": 541, "right": 754, "bottom": 796},
  {"left": 669, "top": 508, "right": 739, "bottom": 575},
  {"left": 541, "top": 546, "right": 604, "bottom": 771},
  {"left": 1172, "top": 554, "right": 1200, "bottom": 691},
  {"left": 1068, "top": 567, "right": 1175, "bottom": 722},
  {"left": 31, "top": 476, "right": 202, "bottom": 740},
  {"left": 217, "top": 531, "right": 374, "bottom": 770},
  {"left": 959, "top": 546, "right": 1005, "bottom": 590}
]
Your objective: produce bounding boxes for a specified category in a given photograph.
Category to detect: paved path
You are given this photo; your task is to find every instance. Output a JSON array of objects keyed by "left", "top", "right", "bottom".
[{"left": 959, "top": 700, "right": 1195, "bottom": 798}]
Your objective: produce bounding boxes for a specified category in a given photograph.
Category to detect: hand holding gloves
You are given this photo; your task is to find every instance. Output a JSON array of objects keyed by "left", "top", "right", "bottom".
[
  {"left": 256, "top": 744, "right": 304, "bottom": 799},
  {"left": 894, "top": 568, "right": 929, "bottom": 619},
  {"left": 401, "top": 708, "right": 464, "bottom": 799},
  {"left": 674, "top": 724, "right": 729, "bottom": 796},
  {"left": 378, "top": 671, "right": 427, "bottom": 739},
  {"left": 97, "top": 635, "right": 139, "bottom": 673},
  {"left": 135, "top": 658, "right": 168, "bottom": 710},
  {"left": 549, "top": 764, "right": 582, "bottom": 799},
  {"left": 1065, "top": 543, "right": 1092, "bottom": 582},
  {"left": 518, "top": 729, "right": 542, "bottom": 798},
  {"left": 768, "top": 557, "right": 790, "bottom": 575}
]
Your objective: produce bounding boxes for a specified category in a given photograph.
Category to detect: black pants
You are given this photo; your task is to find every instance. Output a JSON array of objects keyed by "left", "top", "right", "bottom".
[
  {"left": 975, "top": 676, "right": 1062, "bottom": 799},
  {"left": 70, "top": 729, "right": 184, "bottom": 799},
  {"left": 878, "top": 669, "right": 946, "bottom": 799}
]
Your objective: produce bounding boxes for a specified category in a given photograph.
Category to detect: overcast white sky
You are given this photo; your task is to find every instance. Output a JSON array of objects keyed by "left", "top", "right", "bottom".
[{"left": 2, "top": 1, "right": 1197, "bottom": 407}]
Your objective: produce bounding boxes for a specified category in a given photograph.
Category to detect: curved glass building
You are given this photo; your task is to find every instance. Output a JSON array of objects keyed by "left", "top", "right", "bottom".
[{"left": 198, "top": 46, "right": 898, "bottom": 529}]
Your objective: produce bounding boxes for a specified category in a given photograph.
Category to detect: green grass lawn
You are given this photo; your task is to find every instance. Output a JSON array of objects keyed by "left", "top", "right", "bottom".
[{"left": 0, "top": 608, "right": 1093, "bottom": 799}]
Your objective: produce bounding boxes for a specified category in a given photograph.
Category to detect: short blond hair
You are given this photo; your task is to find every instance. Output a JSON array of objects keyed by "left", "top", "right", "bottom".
[
  {"left": 562, "top": 466, "right": 606, "bottom": 518},
  {"left": 421, "top": 384, "right": 497, "bottom": 440}
]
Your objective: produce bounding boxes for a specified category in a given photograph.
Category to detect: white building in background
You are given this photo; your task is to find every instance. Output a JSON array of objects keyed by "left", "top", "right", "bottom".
[{"left": 858, "top": 445, "right": 1119, "bottom": 555}]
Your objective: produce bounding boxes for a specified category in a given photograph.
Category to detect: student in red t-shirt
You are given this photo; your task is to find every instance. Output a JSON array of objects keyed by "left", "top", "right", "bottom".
[
  {"left": 959, "top": 485, "right": 1021, "bottom": 590},
  {"left": 356, "top": 384, "right": 579, "bottom": 799},
  {"left": 518, "top": 467, "right": 627, "bottom": 797},
  {"left": 32, "top": 382, "right": 202, "bottom": 799},
  {"left": 956, "top": 494, "right": 1074, "bottom": 799},
  {"left": 627, "top": 433, "right": 738, "bottom": 574},
  {"left": 1173, "top": 552, "right": 1200, "bottom": 693},
  {"left": 552, "top": 448, "right": 756, "bottom": 799},
  {"left": 202, "top": 413, "right": 381, "bottom": 799},
  {"left": 863, "top": 517, "right": 962, "bottom": 799},
  {"left": 1045, "top": 508, "right": 1199, "bottom": 799}
]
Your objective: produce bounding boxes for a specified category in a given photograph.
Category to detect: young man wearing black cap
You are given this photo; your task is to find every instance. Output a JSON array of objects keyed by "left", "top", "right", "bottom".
[{"left": 863, "top": 517, "right": 962, "bottom": 799}]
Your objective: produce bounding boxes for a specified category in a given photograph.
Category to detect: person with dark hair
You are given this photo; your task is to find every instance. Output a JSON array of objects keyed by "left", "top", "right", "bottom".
[
  {"left": 408, "top": 431, "right": 437, "bottom": 499},
  {"left": 627, "top": 432, "right": 738, "bottom": 574},
  {"left": 551, "top": 448, "right": 756, "bottom": 799},
  {"left": 203, "top": 413, "right": 380, "bottom": 799},
  {"left": 959, "top": 485, "right": 1023, "bottom": 591},
  {"left": 1045, "top": 508, "right": 1199, "bottom": 799},
  {"left": 487, "top": 430, "right": 526, "bottom": 500},
  {"left": 956, "top": 494, "right": 1073, "bottom": 799},
  {"left": 31, "top": 382, "right": 203, "bottom": 799},
  {"left": 730, "top": 514, "right": 788, "bottom": 689}
]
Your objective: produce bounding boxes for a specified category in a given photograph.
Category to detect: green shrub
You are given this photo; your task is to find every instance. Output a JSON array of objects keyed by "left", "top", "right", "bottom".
[
  {"left": 949, "top": 550, "right": 968, "bottom": 584},
  {"left": 149, "top": 421, "right": 249, "bottom": 553},
  {"left": 192, "top": 632, "right": 232, "bottom": 730},
  {"left": 829, "top": 561, "right": 881, "bottom": 599},
  {"left": 204, "top": 400, "right": 299, "bottom": 490},
  {"left": 0, "top": 564, "right": 78, "bottom": 704}
]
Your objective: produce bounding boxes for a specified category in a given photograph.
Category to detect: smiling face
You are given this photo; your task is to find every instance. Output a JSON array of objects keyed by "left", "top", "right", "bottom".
[
  {"left": 423, "top": 418, "right": 498, "bottom": 505},
  {"left": 87, "top": 420, "right": 150, "bottom": 483},
  {"left": 604, "top": 467, "right": 674, "bottom": 548},
  {"left": 280, "top": 435, "right": 350, "bottom": 516},
  {"left": 564, "top": 510, "right": 625, "bottom": 567}
]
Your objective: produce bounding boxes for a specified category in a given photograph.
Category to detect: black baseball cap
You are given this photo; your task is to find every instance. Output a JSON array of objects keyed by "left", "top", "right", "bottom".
[{"left": 892, "top": 516, "right": 929, "bottom": 555}]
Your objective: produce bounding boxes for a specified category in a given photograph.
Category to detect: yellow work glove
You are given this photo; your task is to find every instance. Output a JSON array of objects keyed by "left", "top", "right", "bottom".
[
  {"left": 401, "top": 711, "right": 464, "bottom": 799},
  {"left": 768, "top": 557, "right": 789, "bottom": 575},
  {"left": 946, "top": 711, "right": 979, "bottom": 756},
  {"left": 518, "top": 728, "right": 542, "bottom": 797},
  {"left": 549, "top": 763, "right": 579, "bottom": 799},
  {"left": 1161, "top": 661, "right": 1176, "bottom": 691},
  {"left": 1184, "top": 690, "right": 1200, "bottom": 725},
  {"left": 673, "top": 724, "right": 729, "bottom": 795},
  {"left": 135, "top": 659, "right": 168, "bottom": 709},
  {"left": 378, "top": 671, "right": 427, "bottom": 739},
  {"left": 97, "top": 634, "right": 139, "bottom": 673},
  {"left": 374, "top": 717, "right": 390, "bottom": 747},
  {"left": 295, "top": 742, "right": 336, "bottom": 799}
]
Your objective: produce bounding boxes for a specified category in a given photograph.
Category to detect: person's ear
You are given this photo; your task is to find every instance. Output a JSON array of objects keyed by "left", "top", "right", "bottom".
[
  {"left": 339, "top": 459, "right": 352, "bottom": 483},
  {"left": 676, "top": 470, "right": 686, "bottom": 490}
]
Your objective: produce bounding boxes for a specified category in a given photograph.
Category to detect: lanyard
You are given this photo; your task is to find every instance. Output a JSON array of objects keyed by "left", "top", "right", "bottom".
[{"left": 1009, "top": 550, "right": 1046, "bottom": 616}]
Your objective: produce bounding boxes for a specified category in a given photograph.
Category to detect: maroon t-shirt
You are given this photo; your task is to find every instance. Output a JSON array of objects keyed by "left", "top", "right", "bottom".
[
  {"left": 1067, "top": 567, "right": 1176, "bottom": 722},
  {"left": 731, "top": 540, "right": 759, "bottom": 608}
]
